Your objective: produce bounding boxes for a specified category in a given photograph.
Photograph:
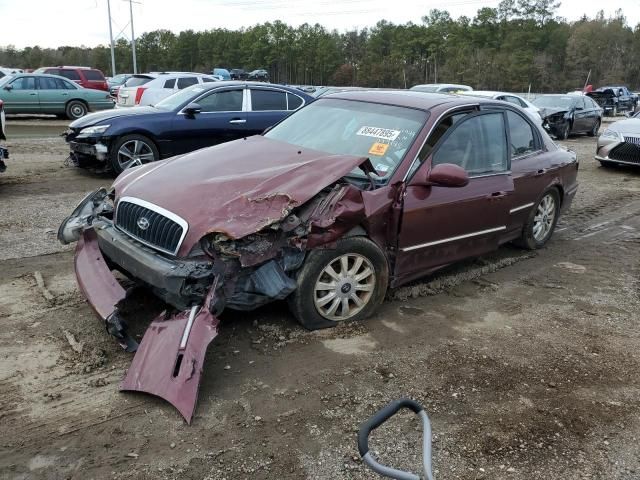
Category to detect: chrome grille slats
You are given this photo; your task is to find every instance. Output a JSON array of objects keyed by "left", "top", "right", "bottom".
[
  {"left": 114, "top": 198, "right": 188, "bottom": 255},
  {"left": 623, "top": 136, "right": 640, "bottom": 145}
]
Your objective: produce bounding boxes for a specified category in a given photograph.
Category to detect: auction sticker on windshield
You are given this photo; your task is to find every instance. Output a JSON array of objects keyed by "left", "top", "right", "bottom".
[
  {"left": 357, "top": 126, "right": 400, "bottom": 141},
  {"left": 369, "top": 142, "right": 389, "bottom": 156}
]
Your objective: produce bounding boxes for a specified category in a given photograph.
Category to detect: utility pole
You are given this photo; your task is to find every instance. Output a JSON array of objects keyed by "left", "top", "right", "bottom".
[
  {"left": 124, "top": 0, "right": 140, "bottom": 74},
  {"left": 107, "top": 0, "right": 116, "bottom": 77}
]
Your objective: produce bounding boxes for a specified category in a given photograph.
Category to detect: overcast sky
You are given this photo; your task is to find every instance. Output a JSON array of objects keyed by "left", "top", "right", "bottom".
[{"left": 1, "top": 0, "right": 638, "bottom": 49}]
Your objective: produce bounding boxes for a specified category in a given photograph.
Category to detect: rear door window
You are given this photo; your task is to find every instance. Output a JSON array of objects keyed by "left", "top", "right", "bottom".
[
  {"left": 432, "top": 112, "right": 508, "bottom": 176},
  {"left": 287, "top": 93, "right": 303, "bottom": 110},
  {"left": 251, "top": 89, "right": 287, "bottom": 111},
  {"left": 83, "top": 70, "right": 104, "bottom": 81},
  {"left": 197, "top": 89, "right": 244, "bottom": 112},
  {"left": 60, "top": 69, "right": 81, "bottom": 81},
  {"left": 38, "top": 77, "right": 62, "bottom": 89},
  {"left": 506, "top": 111, "right": 537, "bottom": 158},
  {"left": 177, "top": 77, "right": 198, "bottom": 89}
]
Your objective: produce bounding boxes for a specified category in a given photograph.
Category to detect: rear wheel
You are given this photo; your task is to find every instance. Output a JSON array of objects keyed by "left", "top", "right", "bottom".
[
  {"left": 288, "top": 237, "right": 388, "bottom": 330},
  {"left": 109, "top": 134, "right": 159, "bottom": 175},
  {"left": 587, "top": 119, "right": 600, "bottom": 137},
  {"left": 65, "top": 100, "right": 88, "bottom": 120},
  {"left": 516, "top": 189, "right": 560, "bottom": 250}
]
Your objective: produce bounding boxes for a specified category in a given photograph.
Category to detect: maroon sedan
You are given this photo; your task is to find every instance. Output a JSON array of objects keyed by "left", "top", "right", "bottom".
[{"left": 58, "top": 91, "right": 578, "bottom": 421}]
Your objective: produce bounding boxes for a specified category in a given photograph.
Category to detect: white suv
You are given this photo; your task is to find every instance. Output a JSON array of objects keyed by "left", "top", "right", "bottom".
[{"left": 116, "top": 73, "right": 219, "bottom": 108}]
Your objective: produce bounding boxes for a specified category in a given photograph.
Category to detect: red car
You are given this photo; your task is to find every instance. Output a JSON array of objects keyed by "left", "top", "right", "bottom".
[
  {"left": 58, "top": 91, "right": 578, "bottom": 421},
  {"left": 34, "top": 66, "right": 109, "bottom": 91}
]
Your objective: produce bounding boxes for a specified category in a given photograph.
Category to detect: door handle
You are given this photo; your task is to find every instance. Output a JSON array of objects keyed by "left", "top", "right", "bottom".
[
  {"left": 29, "top": 92, "right": 37, "bottom": 96},
  {"left": 534, "top": 168, "right": 547, "bottom": 176},
  {"left": 229, "top": 119, "right": 246, "bottom": 124},
  {"left": 487, "top": 191, "right": 508, "bottom": 199},
  {"left": 61, "top": 93, "right": 69, "bottom": 96}
]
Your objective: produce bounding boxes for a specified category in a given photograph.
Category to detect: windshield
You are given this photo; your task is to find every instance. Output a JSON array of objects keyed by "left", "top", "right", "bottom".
[
  {"left": 533, "top": 96, "right": 575, "bottom": 109},
  {"left": 410, "top": 85, "right": 439, "bottom": 93},
  {"left": 265, "top": 98, "right": 427, "bottom": 179},
  {"left": 154, "top": 84, "right": 206, "bottom": 111}
]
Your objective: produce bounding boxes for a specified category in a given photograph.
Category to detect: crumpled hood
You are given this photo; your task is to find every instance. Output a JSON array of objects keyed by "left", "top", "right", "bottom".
[
  {"left": 113, "top": 136, "right": 371, "bottom": 255},
  {"left": 605, "top": 118, "right": 640, "bottom": 135},
  {"left": 69, "top": 106, "right": 160, "bottom": 129},
  {"left": 539, "top": 107, "right": 570, "bottom": 120}
]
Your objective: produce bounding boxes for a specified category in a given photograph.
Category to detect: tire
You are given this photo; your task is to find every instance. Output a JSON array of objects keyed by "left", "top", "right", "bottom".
[
  {"left": 556, "top": 122, "right": 570, "bottom": 140},
  {"left": 109, "top": 134, "right": 159, "bottom": 175},
  {"left": 599, "top": 160, "right": 616, "bottom": 168},
  {"left": 288, "top": 237, "right": 389, "bottom": 330},
  {"left": 65, "top": 100, "right": 88, "bottom": 120},
  {"left": 516, "top": 188, "right": 560, "bottom": 250},
  {"left": 587, "top": 119, "right": 600, "bottom": 137}
]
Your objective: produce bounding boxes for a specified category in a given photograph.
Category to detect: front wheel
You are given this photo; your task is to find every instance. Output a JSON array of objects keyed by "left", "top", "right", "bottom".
[
  {"left": 516, "top": 189, "right": 560, "bottom": 250},
  {"left": 587, "top": 119, "right": 600, "bottom": 137},
  {"left": 556, "top": 122, "right": 570, "bottom": 140},
  {"left": 109, "top": 134, "right": 159, "bottom": 175},
  {"left": 288, "top": 237, "right": 389, "bottom": 330}
]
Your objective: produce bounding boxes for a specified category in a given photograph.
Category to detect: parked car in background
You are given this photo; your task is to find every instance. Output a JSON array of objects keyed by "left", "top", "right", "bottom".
[
  {"left": 595, "top": 112, "right": 640, "bottom": 168},
  {"left": 0, "top": 99, "right": 8, "bottom": 172},
  {"left": 58, "top": 91, "right": 578, "bottom": 420},
  {"left": 212, "top": 68, "right": 231, "bottom": 80},
  {"left": 248, "top": 69, "right": 269, "bottom": 81},
  {"left": 460, "top": 90, "right": 541, "bottom": 123},
  {"left": 34, "top": 66, "right": 109, "bottom": 91},
  {"left": 107, "top": 73, "right": 133, "bottom": 97},
  {"left": 587, "top": 86, "right": 636, "bottom": 116},
  {"left": 0, "top": 73, "right": 114, "bottom": 119},
  {"left": 312, "top": 86, "right": 368, "bottom": 98},
  {"left": 64, "top": 81, "right": 313, "bottom": 173},
  {"left": 533, "top": 94, "right": 602, "bottom": 140},
  {"left": 410, "top": 83, "right": 473, "bottom": 93},
  {"left": 116, "top": 73, "right": 218, "bottom": 108},
  {"left": 0, "top": 66, "right": 23, "bottom": 78},
  {"left": 230, "top": 69, "right": 248, "bottom": 80}
]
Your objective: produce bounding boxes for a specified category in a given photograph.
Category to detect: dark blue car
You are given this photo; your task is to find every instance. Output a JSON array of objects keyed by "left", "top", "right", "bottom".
[{"left": 64, "top": 81, "right": 313, "bottom": 174}]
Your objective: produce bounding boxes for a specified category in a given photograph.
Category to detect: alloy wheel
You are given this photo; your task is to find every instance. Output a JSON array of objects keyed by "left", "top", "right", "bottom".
[
  {"left": 117, "top": 139, "right": 155, "bottom": 170},
  {"left": 533, "top": 193, "right": 556, "bottom": 242},
  {"left": 313, "top": 253, "right": 376, "bottom": 321}
]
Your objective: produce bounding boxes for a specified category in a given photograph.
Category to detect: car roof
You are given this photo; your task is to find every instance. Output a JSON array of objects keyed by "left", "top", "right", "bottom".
[
  {"left": 411, "top": 83, "right": 472, "bottom": 89},
  {"left": 8, "top": 72, "right": 77, "bottom": 80},
  {"left": 325, "top": 90, "right": 483, "bottom": 111}
]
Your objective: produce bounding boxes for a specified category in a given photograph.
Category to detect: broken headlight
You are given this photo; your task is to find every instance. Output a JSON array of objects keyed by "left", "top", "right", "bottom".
[
  {"left": 77, "top": 124, "right": 111, "bottom": 138},
  {"left": 57, "top": 188, "right": 113, "bottom": 244}
]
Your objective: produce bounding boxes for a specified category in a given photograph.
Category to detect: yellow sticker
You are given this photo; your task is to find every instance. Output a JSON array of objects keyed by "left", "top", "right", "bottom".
[{"left": 369, "top": 142, "right": 389, "bottom": 156}]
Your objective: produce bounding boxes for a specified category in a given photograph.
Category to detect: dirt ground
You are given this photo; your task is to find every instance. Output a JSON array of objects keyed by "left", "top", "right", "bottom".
[{"left": 0, "top": 117, "right": 639, "bottom": 480}]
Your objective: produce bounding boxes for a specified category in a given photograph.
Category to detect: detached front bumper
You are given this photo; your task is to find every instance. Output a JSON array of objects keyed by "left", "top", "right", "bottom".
[{"left": 74, "top": 228, "right": 220, "bottom": 423}]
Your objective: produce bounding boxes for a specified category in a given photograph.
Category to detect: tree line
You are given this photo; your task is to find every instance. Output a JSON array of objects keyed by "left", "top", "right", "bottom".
[{"left": 1, "top": 0, "right": 638, "bottom": 92}]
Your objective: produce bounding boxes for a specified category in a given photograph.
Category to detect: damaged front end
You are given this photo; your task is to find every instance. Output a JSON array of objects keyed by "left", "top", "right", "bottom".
[
  {"left": 541, "top": 110, "right": 571, "bottom": 137},
  {"left": 60, "top": 156, "right": 373, "bottom": 422}
]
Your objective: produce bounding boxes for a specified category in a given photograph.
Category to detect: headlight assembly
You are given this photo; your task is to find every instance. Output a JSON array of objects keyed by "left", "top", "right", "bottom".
[
  {"left": 77, "top": 124, "right": 111, "bottom": 137},
  {"left": 600, "top": 129, "right": 623, "bottom": 141},
  {"left": 57, "top": 188, "right": 112, "bottom": 244}
]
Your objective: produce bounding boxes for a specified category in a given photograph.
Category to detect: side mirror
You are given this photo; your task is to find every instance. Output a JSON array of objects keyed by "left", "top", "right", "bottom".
[
  {"left": 427, "top": 163, "right": 469, "bottom": 188},
  {"left": 183, "top": 102, "right": 202, "bottom": 116},
  {"left": 3, "top": 85, "right": 12, "bottom": 91}
]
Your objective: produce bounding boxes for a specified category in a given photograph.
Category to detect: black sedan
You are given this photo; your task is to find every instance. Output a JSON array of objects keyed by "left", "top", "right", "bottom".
[
  {"left": 64, "top": 81, "right": 313, "bottom": 174},
  {"left": 533, "top": 94, "right": 603, "bottom": 140}
]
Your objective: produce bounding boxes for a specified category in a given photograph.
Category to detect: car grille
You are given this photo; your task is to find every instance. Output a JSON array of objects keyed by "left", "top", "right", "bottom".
[
  {"left": 115, "top": 199, "right": 186, "bottom": 255},
  {"left": 609, "top": 142, "right": 640, "bottom": 164},
  {"left": 623, "top": 136, "right": 640, "bottom": 146}
]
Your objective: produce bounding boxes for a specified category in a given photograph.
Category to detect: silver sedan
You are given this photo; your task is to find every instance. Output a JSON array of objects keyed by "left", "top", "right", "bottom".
[{"left": 595, "top": 113, "right": 640, "bottom": 168}]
